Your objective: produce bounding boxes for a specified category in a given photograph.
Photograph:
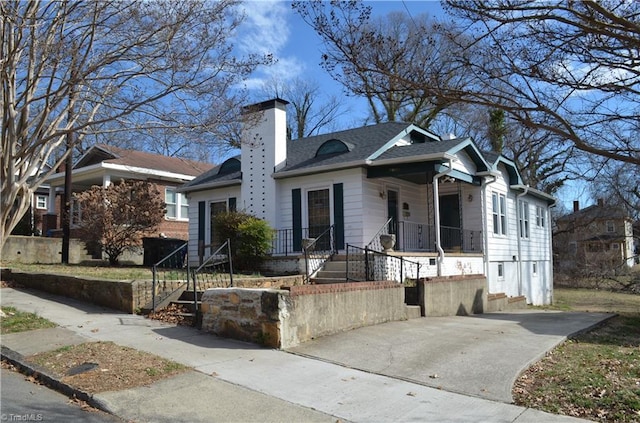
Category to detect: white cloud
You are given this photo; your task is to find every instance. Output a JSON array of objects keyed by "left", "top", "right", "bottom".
[{"left": 237, "top": 0, "right": 291, "bottom": 56}]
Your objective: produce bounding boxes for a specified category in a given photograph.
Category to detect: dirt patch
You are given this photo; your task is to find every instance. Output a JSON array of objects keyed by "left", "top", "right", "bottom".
[{"left": 26, "top": 341, "right": 188, "bottom": 393}]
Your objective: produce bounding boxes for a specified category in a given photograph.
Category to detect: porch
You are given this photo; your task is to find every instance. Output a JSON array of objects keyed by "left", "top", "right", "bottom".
[{"left": 269, "top": 222, "right": 482, "bottom": 256}]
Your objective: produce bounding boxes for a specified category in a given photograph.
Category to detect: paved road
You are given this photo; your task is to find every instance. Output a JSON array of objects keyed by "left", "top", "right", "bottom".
[{"left": 1, "top": 368, "right": 122, "bottom": 423}]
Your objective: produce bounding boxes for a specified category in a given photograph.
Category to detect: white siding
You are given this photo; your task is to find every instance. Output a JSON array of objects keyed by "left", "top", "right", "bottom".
[
  {"left": 483, "top": 164, "right": 553, "bottom": 305},
  {"left": 452, "top": 151, "right": 478, "bottom": 175},
  {"left": 277, "top": 168, "right": 365, "bottom": 247}
]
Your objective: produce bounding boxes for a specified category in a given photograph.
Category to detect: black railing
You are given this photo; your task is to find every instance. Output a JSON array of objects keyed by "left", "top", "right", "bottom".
[
  {"left": 190, "top": 239, "right": 234, "bottom": 316},
  {"left": 397, "top": 221, "right": 482, "bottom": 253},
  {"left": 271, "top": 226, "right": 335, "bottom": 256},
  {"left": 346, "top": 244, "right": 421, "bottom": 284},
  {"left": 303, "top": 225, "right": 336, "bottom": 283},
  {"left": 151, "top": 242, "right": 189, "bottom": 313},
  {"left": 366, "top": 217, "right": 393, "bottom": 252}
]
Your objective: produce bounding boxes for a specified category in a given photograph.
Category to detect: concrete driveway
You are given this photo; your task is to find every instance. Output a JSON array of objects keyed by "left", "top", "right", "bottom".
[{"left": 287, "top": 310, "right": 612, "bottom": 403}]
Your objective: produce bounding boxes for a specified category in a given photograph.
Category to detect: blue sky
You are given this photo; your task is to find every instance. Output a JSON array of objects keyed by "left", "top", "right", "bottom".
[
  {"left": 232, "top": 1, "right": 591, "bottom": 210},
  {"left": 237, "top": 0, "right": 445, "bottom": 125}
]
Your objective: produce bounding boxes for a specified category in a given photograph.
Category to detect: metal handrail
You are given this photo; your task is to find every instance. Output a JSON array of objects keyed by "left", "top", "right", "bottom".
[
  {"left": 346, "top": 243, "right": 421, "bottom": 284},
  {"left": 303, "top": 225, "right": 336, "bottom": 283},
  {"left": 191, "top": 239, "right": 233, "bottom": 318},
  {"left": 366, "top": 217, "right": 393, "bottom": 251},
  {"left": 151, "top": 241, "right": 188, "bottom": 313}
]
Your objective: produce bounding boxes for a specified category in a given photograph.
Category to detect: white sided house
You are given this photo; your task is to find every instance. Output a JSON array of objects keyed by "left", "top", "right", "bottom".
[{"left": 180, "top": 99, "right": 555, "bottom": 305}]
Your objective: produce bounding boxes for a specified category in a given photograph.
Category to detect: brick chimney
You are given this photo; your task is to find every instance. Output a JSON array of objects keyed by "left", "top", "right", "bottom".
[
  {"left": 573, "top": 200, "right": 579, "bottom": 212},
  {"left": 240, "top": 98, "right": 289, "bottom": 227},
  {"left": 597, "top": 198, "right": 604, "bottom": 207}
]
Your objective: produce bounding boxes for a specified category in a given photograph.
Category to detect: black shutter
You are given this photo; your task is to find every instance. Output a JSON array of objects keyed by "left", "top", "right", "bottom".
[
  {"left": 333, "top": 183, "right": 344, "bottom": 250},
  {"left": 198, "top": 201, "right": 205, "bottom": 241},
  {"left": 292, "top": 188, "right": 302, "bottom": 251},
  {"left": 228, "top": 197, "right": 236, "bottom": 212}
]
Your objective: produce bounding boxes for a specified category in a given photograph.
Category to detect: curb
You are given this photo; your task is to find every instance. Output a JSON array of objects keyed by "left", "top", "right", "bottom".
[{"left": 1, "top": 345, "right": 115, "bottom": 416}]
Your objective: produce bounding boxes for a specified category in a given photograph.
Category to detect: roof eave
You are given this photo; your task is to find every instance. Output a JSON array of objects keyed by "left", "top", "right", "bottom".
[
  {"left": 273, "top": 160, "right": 365, "bottom": 179},
  {"left": 366, "top": 152, "right": 455, "bottom": 166},
  {"left": 178, "top": 179, "right": 241, "bottom": 193},
  {"left": 511, "top": 184, "right": 556, "bottom": 205}
]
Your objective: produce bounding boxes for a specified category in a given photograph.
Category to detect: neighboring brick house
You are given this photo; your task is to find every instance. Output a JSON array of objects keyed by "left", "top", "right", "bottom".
[
  {"left": 43, "top": 145, "right": 214, "bottom": 241},
  {"left": 554, "top": 199, "right": 636, "bottom": 272}
]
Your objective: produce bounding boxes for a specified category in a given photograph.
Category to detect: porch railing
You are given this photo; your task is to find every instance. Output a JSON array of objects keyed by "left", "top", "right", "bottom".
[
  {"left": 271, "top": 226, "right": 336, "bottom": 256},
  {"left": 346, "top": 244, "right": 421, "bottom": 284},
  {"left": 397, "top": 221, "right": 482, "bottom": 253},
  {"left": 366, "top": 217, "right": 393, "bottom": 252},
  {"left": 303, "top": 225, "right": 336, "bottom": 283}
]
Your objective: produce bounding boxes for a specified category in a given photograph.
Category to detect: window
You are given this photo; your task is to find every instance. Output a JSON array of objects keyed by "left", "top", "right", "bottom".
[
  {"left": 532, "top": 262, "right": 538, "bottom": 276},
  {"left": 606, "top": 220, "right": 615, "bottom": 232},
  {"left": 497, "top": 263, "right": 504, "bottom": 279},
  {"left": 36, "top": 195, "right": 47, "bottom": 210},
  {"left": 519, "top": 201, "right": 530, "bottom": 239},
  {"left": 612, "top": 243, "right": 620, "bottom": 250},
  {"left": 165, "top": 188, "right": 188, "bottom": 220},
  {"left": 536, "top": 206, "right": 545, "bottom": 227},
  {"left": 308, "top": 188, "right": 331, "bottom": 250},
  {"left": 316, "top": 139, "right": 349, "bottom": 157},
  {"left": 492, "top": 193, "right": 507, "bottom": 235}
]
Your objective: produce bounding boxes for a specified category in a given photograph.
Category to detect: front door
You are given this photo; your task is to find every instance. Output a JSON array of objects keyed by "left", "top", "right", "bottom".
[
  {"left": 308, "top": 189, "right": 331, "bottom": 250},
  {"left": 387, "top": 189, "right": 399, "bottom": 235},
  {"left": 210, "top": 201, "right": 227, "bottom": 252},
  {"left": 439, "top": 194, "right": 461, "bottom": 250}
]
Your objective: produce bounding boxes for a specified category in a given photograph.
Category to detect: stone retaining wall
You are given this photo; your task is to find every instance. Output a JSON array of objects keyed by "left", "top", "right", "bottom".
[
  {"left": 200, "top": 282, "right": 406, "bottom": 349},
  {"left": 1, "top": 269, "right": 305, "bottom": 314}
]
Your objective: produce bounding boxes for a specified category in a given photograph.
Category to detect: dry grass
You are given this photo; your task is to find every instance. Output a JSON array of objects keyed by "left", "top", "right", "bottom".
[
  {"left": 28, "top": 342, "right": 188, "bottom": 393},
  {"left": 514, "top": 288, "right": 640, "bottom": 422}
]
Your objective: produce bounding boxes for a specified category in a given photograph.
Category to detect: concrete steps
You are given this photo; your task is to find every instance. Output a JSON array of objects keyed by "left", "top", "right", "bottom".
[
  {"left": 405, "top": 305, "right": 422, "bottom": 320},
  {"left": 487, "top": 292, "right": 528, "bottom": 312}
]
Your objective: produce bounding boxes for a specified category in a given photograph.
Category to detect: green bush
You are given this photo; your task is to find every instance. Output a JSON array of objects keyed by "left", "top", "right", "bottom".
[{"left": 213, "top": 211, "right": 273, "bottom": 271}]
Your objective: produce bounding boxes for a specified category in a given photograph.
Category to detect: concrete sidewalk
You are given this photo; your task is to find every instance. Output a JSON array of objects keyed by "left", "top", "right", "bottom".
[{"left": 1, "top": 287, "right": 599, "bottom": 423}]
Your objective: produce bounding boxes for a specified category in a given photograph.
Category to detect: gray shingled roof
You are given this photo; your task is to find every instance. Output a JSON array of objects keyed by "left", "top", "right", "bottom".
[
  {"left": 182, "top": 122, "right": 489, "bottom": 190},
  {"left": 181, "top": 155, "right": 242, "bottom": 189},
  {"left": 374, "top": 138, "right": 467, "bottom": 161},
  {"left": 280, "top": 122, "right": 415, "bottom": 172}
]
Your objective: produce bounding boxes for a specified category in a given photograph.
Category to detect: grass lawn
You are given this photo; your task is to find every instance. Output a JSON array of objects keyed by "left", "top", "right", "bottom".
[
  {"left": 514, "top": 288, "right": 640, "bottom": 422},
  {"left": 0, "top": 306, "right": 57, "bottom": 334},
  {"left": 2, "top": 261, "right": 153, "bottom": 280}
]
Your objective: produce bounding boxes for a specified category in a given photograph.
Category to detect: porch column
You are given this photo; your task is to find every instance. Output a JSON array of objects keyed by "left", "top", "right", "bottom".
[
  {"left": 47, "top": 186, "right": 56, "bottom": 213},
  {"left": 103, "top": 174, "right": 111, "bottom": 187},
  {"left": 433, "top": 159, "right": 453, "bottom": 276}
]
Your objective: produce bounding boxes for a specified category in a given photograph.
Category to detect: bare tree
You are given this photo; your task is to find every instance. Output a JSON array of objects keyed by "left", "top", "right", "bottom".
[
  {"left": 293, "top": 2, "right": 470, "bottom": 128},
  {"left": 1, "top": 0, "right": 271, "bottom": 248},
  {"left": 293, "top": 1, "right": 574, "bottom": 192},
  {"left": 74, "top": 180, "right": 165, "bottom": 265},
  {"left": 441, "top": 0, "right": 640, "bottom": 166},
  {"left": 261, "top": 78, "right": 346, "bottom": 139}
]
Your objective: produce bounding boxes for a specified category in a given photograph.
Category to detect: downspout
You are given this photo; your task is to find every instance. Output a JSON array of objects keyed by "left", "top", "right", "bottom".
[
  {"left": 481, "top": 174, "right": 497, "bottom": 282},
  {"left": 547, "top": 202, "right": 556, "bottom": 305},
  {"left": 516, "top": 185, "right": 530, "bottom": 297},
  {"left": 433, "top": 159, "right": 453, "bottom": 276}
]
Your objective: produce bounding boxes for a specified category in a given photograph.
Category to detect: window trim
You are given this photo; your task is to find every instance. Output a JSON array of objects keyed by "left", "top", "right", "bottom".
[
  {"left": 535, "top": 205, "right": 545, "bottom": 228},
  {"left": 165, "top": 187, "right": 189, "bottom": 221},
  {"left": 519, "top": 200, "right": 530, "bottom": 239},
  {"left": 35, "top": 195, "right": 47, "bottom": 210},
  {"left": 497, "top": 262, "right": 504, "bottom": 280},
  {"left": 492, "top": 192, "right": 507, "bottom": 236}
]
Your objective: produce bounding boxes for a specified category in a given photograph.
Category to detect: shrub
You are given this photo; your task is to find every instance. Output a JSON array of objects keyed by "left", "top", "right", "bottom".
[{"left": 213, "top": 211, "right": 273, "bottom": 271}]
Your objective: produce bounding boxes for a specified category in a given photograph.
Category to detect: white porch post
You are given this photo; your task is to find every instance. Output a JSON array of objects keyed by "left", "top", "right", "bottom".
[
  {"left": 103, "top": 174, "right": 111, "bottom": 187},
  {"left": 433, "top": 159, "right": 453, "bottom": 277},
  {"left": 47, "top": 186, "right": 56, "bottom": 213}
]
